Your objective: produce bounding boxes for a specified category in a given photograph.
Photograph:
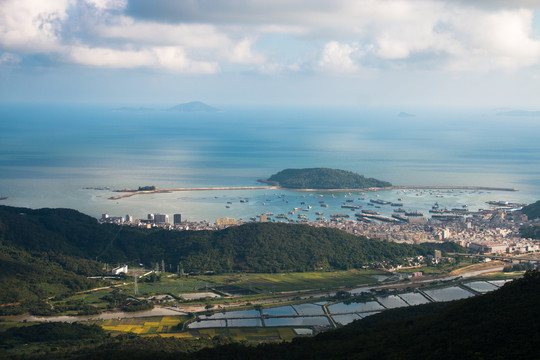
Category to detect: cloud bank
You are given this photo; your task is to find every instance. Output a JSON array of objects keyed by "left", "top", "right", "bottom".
[{"left": 1, "top": 0, "right": 539, "bottom": 74}]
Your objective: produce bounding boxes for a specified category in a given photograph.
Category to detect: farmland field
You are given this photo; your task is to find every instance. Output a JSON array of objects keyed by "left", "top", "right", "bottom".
[
  {"left": 87, "top": 316, "right": 300, "bottom": 343},
  {"left": 196, "top": 270, "right": 382, "bottom": 293},
  {"left": 89, "top": 315, "right": 188, "bottom": 335}
]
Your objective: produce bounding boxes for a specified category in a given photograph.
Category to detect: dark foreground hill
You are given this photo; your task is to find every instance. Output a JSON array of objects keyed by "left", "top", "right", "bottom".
[
  {"left": 3, "top": 271, "right": 539, "bottom": 359},
  {"left": 265, "top": 168, "right": 392, "bottom": 189}
]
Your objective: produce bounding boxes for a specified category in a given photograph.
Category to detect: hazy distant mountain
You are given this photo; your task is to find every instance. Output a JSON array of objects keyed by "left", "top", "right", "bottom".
[
  {"left": 168, "top": 101, "right": 220, "bottom": 112},
  {"left": 496, "top": 110, "right": 540, "bottom": 117}
]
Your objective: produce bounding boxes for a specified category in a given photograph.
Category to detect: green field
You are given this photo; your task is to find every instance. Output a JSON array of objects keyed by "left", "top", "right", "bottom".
[
  {"left": 118, "top": 278, "right": 213, "bottom": 297},
  {"left": 40, "top": 269, "right": 386, "bottom": 315},
  {"left": 197, "top": 270, "right": 383, "bottom": 293}
]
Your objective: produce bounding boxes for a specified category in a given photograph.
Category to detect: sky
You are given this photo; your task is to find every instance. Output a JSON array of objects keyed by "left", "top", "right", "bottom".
[{"left": 1, "top": 0, "right": 540, "bottom": 106}]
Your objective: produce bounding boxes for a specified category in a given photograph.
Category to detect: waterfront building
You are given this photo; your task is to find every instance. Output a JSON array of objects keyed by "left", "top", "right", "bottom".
[
  {"left": 154, "top": 213, "right": 169, "bottom": 224},
  {"left": 216, "top": 217, "right": 238, "bottom": 226},
  {"left": 174, "top": 214, "right": 182, "bottom": 225},
  {"left": 125, "top": 214, "right": 133, "bottom": 223}
]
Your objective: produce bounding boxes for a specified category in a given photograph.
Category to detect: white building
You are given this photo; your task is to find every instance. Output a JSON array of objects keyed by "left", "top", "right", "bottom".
[{"left": 111, "top": 264, "right": 128, "bottom": 275}]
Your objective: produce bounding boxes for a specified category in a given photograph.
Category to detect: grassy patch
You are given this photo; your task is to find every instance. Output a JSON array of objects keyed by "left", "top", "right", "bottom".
[{"left": 198, "top": 270, "right": 381, "bottom": 293}]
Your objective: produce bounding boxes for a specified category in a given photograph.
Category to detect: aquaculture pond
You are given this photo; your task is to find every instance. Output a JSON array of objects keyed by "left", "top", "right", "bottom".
[
  {"left": 423, "top": 286, "right": 475, "bottom": 302},
  {"left": 199, "top": 309, "right": 260, "bottom": 320},
  {"left": 264, "top": 316, "right": 330, "bottom": 327},
  {"left": 376, "top": 295, "right": 408, "bottom": 309},
  {"left": 328, "top": 301, "right": 385, "bottom": 314},
  {"left": 188, "top": 319, "right": 227, "bottom": 329},
  {"left": 293, "top": 303, "right": 325, "bottom": 316},
  {"left": 463, "top": 281, "right": 499, "bottom": 293},
  {"left": 398, "top": 292, "right": 431, "bottom": 306},
  {"left": 262, "top": 306, "right": 297, "bottom": 317}
]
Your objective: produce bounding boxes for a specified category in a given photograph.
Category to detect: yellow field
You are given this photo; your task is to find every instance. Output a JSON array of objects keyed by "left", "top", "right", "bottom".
[
  {"left": 96, "top": 315, "right": 306, "bottom": 343},
  {"left": 97, "top": 316, "right": 185, "bottom": 335},
  {"left": 158, "top": 333, "right": 194, "bottom": 338}
]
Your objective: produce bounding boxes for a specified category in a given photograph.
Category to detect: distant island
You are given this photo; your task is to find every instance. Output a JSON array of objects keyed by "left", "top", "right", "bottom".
[
  {"left": 112, "top": 101, "right": 220, "bottom": 113},
  {"left": 262, "top": 168, "right": 392, "bottom": 189},
  {"left": 168, "top": 101, "right": 220, "bottom": 113},
  {"left": 496, "top": 110, "right": 540, "bottom": 117}
]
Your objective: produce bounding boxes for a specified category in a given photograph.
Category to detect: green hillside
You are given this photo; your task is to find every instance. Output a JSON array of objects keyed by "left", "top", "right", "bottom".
[
  {"left": 519, "top": 200, "right": 540, "bottom": 239},
  {"left": 266, "top": 168, "right": 392, "bottom": 189},
  {"left": 0, "top": 206, "right": 459, "bottom": 275},
  {"left": 521, "top": 200, "right": 540, "bottom": 220}
]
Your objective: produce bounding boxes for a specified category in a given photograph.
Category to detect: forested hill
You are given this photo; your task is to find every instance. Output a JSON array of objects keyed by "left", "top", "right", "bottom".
[
  {"left": 521, "top": 200, "right": 540, "bottom": 220},
  {"left": 265, "top": 168, "right": 392, "bottom": 189},
  {"left": 0, "top": 205, "right": 460, "bottom": 274},
  {"left": 519, "top": 200, "right": 540, "bottom": 239}
]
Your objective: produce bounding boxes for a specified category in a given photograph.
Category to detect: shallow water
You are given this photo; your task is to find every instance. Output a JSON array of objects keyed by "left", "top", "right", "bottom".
[
  {"left": 293, "top": 303, "right": 325, "bottom": 316},
  {"left": 328, "top": 301, "right": 385, "bottom": 314},
  {"left": 398, "top": 292, "right": 431, "bottom": 306},
  {"left": 423, "top": 286, "right": 475, "bottom": 302},
  {"left": 264, "top": 316, "right": 330, "bottom": 327},
  {"left": 1, "top": 104, "right": 539, "bottom": 222},
  {"left": 376, "top": 295, "right": 408, "bottom": 309},
  {"left": 462, "top": 281, "right": 499, "bottom": 293}
]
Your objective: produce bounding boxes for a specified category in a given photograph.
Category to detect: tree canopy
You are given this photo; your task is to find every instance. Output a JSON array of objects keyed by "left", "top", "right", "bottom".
[{"left": 266, "top": 168, "right": 392, "bottom": 189}]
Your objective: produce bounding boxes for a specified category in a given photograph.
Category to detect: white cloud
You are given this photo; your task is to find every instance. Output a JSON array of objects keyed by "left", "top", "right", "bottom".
[
  {"left": 445, "top": 8, "right": 540, "bottom": 70},
  {"left": 69, "top": 46, "right": 220, "bottom": 73},
  {"left": 0, "top": 0, "right": 72, "bottom": 52},
  {"left": 1, "top": 0, "right": 540, "bottom": 74},
  {"left": 84, "top": 0, "right": 126, "bottom": 10},
  {"left": 319, "top": 41, "right": 359, "bottom": 72},
  {"left": 69, "top": 46, "right": 152, "bottom": 68}
]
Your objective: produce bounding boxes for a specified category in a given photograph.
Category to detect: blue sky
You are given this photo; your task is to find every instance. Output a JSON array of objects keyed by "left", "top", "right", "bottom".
[{"left": 1, "top": 0, "right": 540, "bottom": 106}]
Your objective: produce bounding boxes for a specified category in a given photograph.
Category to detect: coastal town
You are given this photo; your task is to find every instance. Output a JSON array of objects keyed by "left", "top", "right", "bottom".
[{"left": 99, "top": 196, "right": 540, "bottom": 257}]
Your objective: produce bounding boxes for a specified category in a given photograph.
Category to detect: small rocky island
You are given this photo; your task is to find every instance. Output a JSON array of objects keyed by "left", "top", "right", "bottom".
[{"left": 261, "top": 168, "right": 392, "bottom": 190}]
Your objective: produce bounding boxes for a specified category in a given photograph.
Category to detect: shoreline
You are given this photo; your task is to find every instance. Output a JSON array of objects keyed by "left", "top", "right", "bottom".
[{"left": 108, "top": 185, "right": 517, "bottom": 200}]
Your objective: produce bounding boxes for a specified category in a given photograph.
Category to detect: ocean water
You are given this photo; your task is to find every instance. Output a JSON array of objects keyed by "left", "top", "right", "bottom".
[{"left": 1, "top": 104, "right": 539, "bottom": 221}]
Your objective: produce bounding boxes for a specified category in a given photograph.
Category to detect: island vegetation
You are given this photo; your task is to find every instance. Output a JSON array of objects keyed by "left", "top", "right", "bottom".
[{"left": 265, "top": 168, "right": 392, "bottom": 189}]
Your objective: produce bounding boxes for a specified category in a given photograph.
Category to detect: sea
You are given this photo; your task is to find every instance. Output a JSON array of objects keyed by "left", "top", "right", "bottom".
[{"left": 1, "top": 104, "right": 539, "bottom": 222}]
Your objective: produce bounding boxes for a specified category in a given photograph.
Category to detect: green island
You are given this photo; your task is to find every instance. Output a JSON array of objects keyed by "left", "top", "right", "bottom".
[
  {"left": 263, "top": 168, "right": 392, "bottom": 189},
  {"left": 0, "top": 204, "right": 538, "bottom": 359}
]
